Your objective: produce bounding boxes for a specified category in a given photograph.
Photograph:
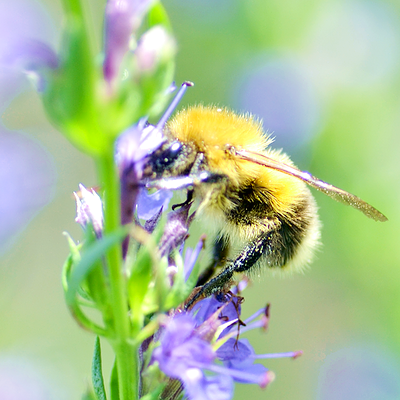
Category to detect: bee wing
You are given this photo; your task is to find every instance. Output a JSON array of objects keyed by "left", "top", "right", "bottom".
[{"left": 232, "top": 147, "right": 387, "bottom": 222}]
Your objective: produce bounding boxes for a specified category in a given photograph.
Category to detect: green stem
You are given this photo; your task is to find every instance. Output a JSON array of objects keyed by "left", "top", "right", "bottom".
[
  {"left": 97, "top": 149, "right": 138, "bottom": 400},
  {"left": 60, "top": 0, "right": 84, "bottom": 16}
]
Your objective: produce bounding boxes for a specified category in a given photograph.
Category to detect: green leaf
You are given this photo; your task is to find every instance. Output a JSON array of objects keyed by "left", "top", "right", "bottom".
[
  {"left": 140, "top": 256, "right": 168, "bottom": 315},
  {"left": 42, "top": 14, "right": 107, "bottom": 155},
  {"left": 110, "top": 360, "right": 119, "bottom": 400},
  {"left": 164, "top": 252, "right": 191, "bottom": 310},
  {"left": 64, "top": 231, "right": 82, "bottom": 264},
  {"left": 62, "top": 253, "right": 73, "bottom": 293},
  {"left": 66, "top": 226, "right": 129, "bottom": 306},
  {"left": 81, "top": 390, "right": 97, "bottom": 400},
  {"left": 128, "top": 243, "right": 153, "bottom": 330},
  {"left": 92, "top": 337, "right": 107, "bottom": 400},
  {"left": 140, "top": 385, "right": 165, "bottom": 400},
  {"left": 62, "top": 232, "right": 83, "bottom": 293},
  {"left": 147, "top": 1, "right": 172, "bottom": 31}
]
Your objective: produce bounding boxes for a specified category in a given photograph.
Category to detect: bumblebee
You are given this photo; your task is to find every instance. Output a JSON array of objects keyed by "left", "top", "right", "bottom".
[{"left": 142, "top": 84, "right": 387, "bottom": 305}]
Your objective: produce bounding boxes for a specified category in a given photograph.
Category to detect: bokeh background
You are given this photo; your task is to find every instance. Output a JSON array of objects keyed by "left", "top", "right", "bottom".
[{"left": 1, "top": 0, "right": 399, "bottom": 399}]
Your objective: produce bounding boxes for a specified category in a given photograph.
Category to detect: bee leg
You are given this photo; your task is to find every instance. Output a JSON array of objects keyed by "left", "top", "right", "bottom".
[
  {"left": 196, "top": 235, "right": 230, "bottom": 286},
  {"left": 172, "top": 189, "right": 194, "bottom": 210},
  {"left": 186, "top": 231, "right": 274, "bottom": 309}
]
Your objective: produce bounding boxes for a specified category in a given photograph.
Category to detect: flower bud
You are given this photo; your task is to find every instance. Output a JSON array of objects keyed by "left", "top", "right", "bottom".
[{"left": 135, "top": 26, "right": 176, "bottom": 73}]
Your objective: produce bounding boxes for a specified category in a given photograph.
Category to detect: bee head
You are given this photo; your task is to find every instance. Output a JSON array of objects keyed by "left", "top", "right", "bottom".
[{"left": 142, "top": 139, "right": 196, "bottom": 179}]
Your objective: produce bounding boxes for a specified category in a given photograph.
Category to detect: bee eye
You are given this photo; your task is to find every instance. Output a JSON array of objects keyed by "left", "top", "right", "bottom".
[{"left": 153, "top": 141, "right": 183, "bottom": 172}]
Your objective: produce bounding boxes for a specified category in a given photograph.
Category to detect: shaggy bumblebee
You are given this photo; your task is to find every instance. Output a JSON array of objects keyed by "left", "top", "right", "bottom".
[{"left": 142, "top": 88, "right": 387, "bottom": 305}]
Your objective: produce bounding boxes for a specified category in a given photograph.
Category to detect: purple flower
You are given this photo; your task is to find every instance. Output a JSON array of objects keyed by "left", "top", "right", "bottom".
[
  {"left": 153, "top": 314, "right": 234, "bottom": 400},
  {"left": 103, "top": 0, "right": 153, "bottom": 85},
  {"left": 152, "top": 291, "right": 290, "bottom": 400},
  {"left": 116, "top": 120, "right": 168, "bottom": 256},
  {"left": 136, "top": 189, "right": 173, "bottom": 221},
  {"left": 184, "top": 373, "right": 233, "bottom": 400},
  {"left": 116, "top": 121, "right": 165, "bottom": 194},
  {"left": 158, "top": 203, "right": 195, "bottom": 258},
  {"left": 74, "top": 184, "right": 104, "bottom": 238},
  {"left": 153, "top": 314, "right": 216, "bottom": 378}
]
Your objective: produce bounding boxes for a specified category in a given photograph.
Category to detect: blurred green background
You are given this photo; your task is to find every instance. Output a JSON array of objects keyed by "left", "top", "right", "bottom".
[{"left": 1, "top": 0, "right": 399, "bottom": 399}]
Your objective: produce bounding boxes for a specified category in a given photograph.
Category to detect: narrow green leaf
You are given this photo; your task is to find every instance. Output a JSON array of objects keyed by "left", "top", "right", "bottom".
[
  {"left": 66, "top": 226, "right": 129, "bottom": 305},
  {"left": 110, "top": 360, "right": 119, "bottom": 400},
  {"left": 128, "top": 242, "right": 153, "bottom": 327},
  {"left": 62, "top": 232, "right": 82, "bottom": 293},
  {"left": 61, "top": 254, "right": 73, "bottom": 293},
  {"left": 140, "top": 385, "right": 165, "bottom": 400},
  {"left": 147, "top": 1, "right": 172, "bottom": 31},
  {"left": 164, "top": 252, "right": 191, "bottom": 310},
  {"left": 92, "top": 337, "right": 107, "bottom": 400},
  {"left": 81, "top": 390, "right": 97, "bottom": 400},
  {"left": 64, "top": 231, "right": 82, "bottom": 264}
]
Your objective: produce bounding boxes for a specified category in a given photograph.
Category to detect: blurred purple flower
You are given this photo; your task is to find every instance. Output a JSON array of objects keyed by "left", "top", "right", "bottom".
[
  {"left": 233, "top": 55, "right": 321, "bottom": 155},
  {"left": 74, "top": 184, "right": 104, "bottom": 238},
  {"left": 0, "top": 128, "right": 55, "bottom": 255},
  {"left": 317, "top": 344, "right": 400, "bottom": 400},
  {"left": 304, "top": 1, "right": 400, "bottom": 90},
  {"left": 0, "top": 0, "right": 58, "bottom": 104},
  {"left": 103, "top": 0, "right": 153, "bottom": 85},
  {"left": 184, "top": 373, "right": 233, "bottom": 400},
  {"left": 0, "top": 356, "right": 60, "bottom": 400},
  {"left": 1, "top": 39, "right": 58, "bottom": 92}
]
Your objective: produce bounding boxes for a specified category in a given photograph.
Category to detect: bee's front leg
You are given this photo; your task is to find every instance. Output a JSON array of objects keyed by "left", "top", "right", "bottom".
[{"left": 185, "top": 230, "right": 277, "bottom": 309}]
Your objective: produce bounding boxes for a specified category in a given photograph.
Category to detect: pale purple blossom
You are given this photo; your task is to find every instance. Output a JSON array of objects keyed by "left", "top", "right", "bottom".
[
  {"left": 74, "top": 184, "right": 104, "bottom": 238},
  {"left": 0, "top": 129, "right": 55, "bottom": 255},
  {"left": 1, "top": 38, "right": 58, "bottom": 91},
  {"left": 135, "top": 26, "right": 176, "bottom": 73},
  {"left": 158, "top": 202, "right": 195, "bottom": 258},
  {"left": 0, "top": 0, "right": 58, "bottom": 104}
]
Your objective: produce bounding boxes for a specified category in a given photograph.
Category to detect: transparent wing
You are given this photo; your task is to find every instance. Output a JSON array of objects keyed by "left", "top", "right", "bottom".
[{"left": 230, "top": 147, "right": 387, "bottom": 222}]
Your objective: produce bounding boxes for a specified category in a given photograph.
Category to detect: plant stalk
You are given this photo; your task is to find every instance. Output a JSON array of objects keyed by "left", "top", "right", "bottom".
[{"left": 97, "top": 149, "right": 138, "bottom": 400}]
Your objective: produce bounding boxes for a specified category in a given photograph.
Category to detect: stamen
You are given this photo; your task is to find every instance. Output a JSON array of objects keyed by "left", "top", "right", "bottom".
[
  {"left": 234, "top": 319, "right": 266, "bottom": 335},
  {"left": 243, "top": 307, "right": 266, "bottom": 325},
  {"left": 156, "top": 81, "right": 194, "bottom": 129},
  {"left": 197, "top": 362, "right": 274, "bottom": 388},
  {"left": 253, "top": 350, "right": 303, "bottom": 359}
]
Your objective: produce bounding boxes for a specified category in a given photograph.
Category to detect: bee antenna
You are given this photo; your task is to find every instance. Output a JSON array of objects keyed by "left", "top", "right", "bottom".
[{"left": 156, "top": 81, "right": 194, "bottom": 130}]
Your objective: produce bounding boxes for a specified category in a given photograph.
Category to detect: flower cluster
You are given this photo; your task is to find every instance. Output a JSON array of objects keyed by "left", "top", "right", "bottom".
[{"left": 153, "top": 294, "right": 276, "bottom": 400}]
